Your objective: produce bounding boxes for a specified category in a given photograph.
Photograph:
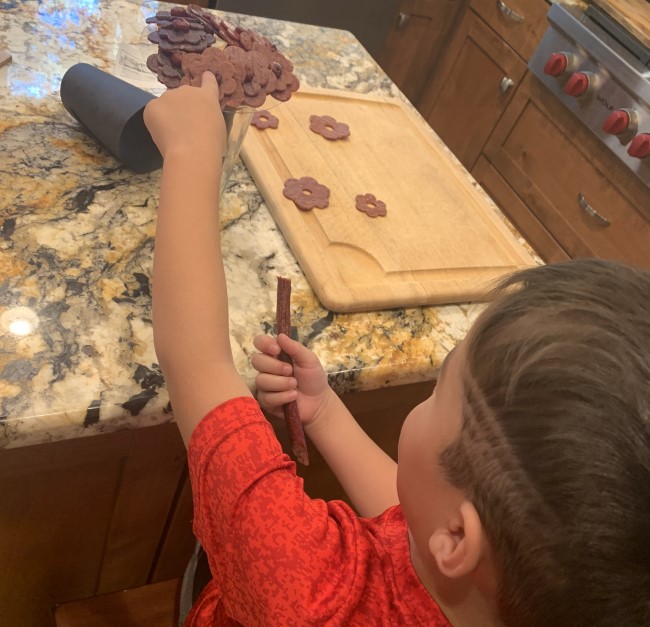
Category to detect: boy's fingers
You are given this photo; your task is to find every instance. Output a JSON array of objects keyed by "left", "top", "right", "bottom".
[
  {"left": 277, "top": 333, "right": 319, "bottom": 368},
  {"left": 253, "top": 334, "right": 281, "bottom": 356},
  {"left": 257, "top": 389, "right": 298, "bottom": 409},
  {"left": 201, "top": 70, "right": 220, "bottom": 97},
  {"left": 251, "top": 352, "right": 292, "bottom": 376},
  {"left": 255, "top": 373, "right": 297, "bottom": 393}
]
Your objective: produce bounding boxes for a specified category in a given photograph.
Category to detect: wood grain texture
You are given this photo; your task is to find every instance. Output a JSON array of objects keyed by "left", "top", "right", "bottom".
[
  {"left": 54, "top": 578, "right": 180, "bottom": 627},
  {"left": 241, "top": 87, "right": 535, "bottom": 312},
  {"left": 472, "top": 156, "right": 571, "bottom": 264},
  {"left": 590, "top": 0, "right": 650, "bottom": 48},
  {"left": 0, "top": 423, "right": 186, "bottom": 627},
  {"left": 378, "top": 0, "right": 465, "bottom": 105},
  {"left": 423, "top": 10, "right": 527, "bottom": 169},
  {"left": 149, "top": 469, "right": 196, "bottom": 584},
  {"left": 96, "top": 425, "right": 187, "bottom": 594}
]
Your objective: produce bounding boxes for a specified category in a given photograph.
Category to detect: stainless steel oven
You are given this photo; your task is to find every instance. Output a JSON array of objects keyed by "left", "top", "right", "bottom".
[{"left": 528, "top": 3, "right": 650, "bottom": 189}]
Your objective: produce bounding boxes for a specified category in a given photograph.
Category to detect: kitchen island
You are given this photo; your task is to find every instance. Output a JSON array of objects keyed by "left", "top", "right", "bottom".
[
  {"left": 0, "top": 0, "right": 507, "bottom": 452},
  {"left": 0, "top": 1, "right": 535, "bottom": 624}
]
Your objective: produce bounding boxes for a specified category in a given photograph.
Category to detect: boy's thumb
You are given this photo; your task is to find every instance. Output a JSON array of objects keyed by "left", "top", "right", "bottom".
[{"left": 277, "top": 333, "right": 317, "bottom": 367}]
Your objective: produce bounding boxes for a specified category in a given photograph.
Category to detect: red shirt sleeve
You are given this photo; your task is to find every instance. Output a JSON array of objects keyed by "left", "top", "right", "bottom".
[{"left": 187, "top": 396, "right": 450, "bottom": 626}]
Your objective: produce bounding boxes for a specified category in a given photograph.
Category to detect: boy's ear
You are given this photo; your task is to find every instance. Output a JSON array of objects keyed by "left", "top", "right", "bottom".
[{"left": 428, "top": 500, "right": 484, "bottom": 578}]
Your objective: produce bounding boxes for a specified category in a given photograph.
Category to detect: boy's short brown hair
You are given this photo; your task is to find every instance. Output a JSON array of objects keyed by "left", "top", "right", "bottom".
[{"left": 440, "top": 259, "right": 650, "bottom": 626}]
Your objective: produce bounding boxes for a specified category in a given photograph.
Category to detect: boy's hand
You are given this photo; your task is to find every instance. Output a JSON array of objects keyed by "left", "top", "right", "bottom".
[
  {"left": 143, "top": 71, "right": 227, "bottom": 161},
  {"left": 252, "top": 333, "right": 333, "bottom": 427}
]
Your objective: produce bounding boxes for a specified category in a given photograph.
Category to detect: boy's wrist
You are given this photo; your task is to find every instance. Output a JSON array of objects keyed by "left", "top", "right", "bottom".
[
  {"left": 304, "top": 387, "right": 340, "bottom": 435},
  {"left": 162, "top": 142, "right": 223, "bottom": 165}
]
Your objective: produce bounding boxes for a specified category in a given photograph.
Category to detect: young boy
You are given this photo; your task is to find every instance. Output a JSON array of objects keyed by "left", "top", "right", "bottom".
[{"left": 144, "top": 72, "right": 650, "bottom": 626}]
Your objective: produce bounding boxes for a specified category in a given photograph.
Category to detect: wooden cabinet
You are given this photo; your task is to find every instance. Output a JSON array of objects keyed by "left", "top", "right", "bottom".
[
  {"left": 484, "top": 74, "right": 650, "bottom": 267},
  {"left": 419, "top": 8, "right": 527, "bottom": 170},
  {"left": 418, "top": 0, "right": 549, "bottom": 170},
  {"left": 472, "top": 155, "right": 571, "bottom": 263},
  {"left": 417, "top": 0, "right": 650, "bottom": 266},
  {"left": 0, "top": 423, "right": 187, "bottom": 627},
  {"left": 378, "top": 0, "right": 465, "bottom": 106}
]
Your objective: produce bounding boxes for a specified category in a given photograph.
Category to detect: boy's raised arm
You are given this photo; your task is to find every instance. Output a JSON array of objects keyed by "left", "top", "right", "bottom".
[{"left": 144, "top": 72, "right": 251, "bottom": 446}]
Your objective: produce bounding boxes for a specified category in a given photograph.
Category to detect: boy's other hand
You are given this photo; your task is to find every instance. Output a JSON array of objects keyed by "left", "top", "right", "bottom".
[
  {"left": 252, "top": 333, "right": 333, "bottom": 427},
  {"left": 143, "top": 71, "right": 226, "bottom": 161}
]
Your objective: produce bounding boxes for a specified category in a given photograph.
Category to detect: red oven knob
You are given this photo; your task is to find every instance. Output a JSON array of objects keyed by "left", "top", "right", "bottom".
[
  {"left": 627, "top": 133, "right": 650, "bottom": 159},
  {"left": 543, "top": 53, "right": 569, "bottom": 77},
  {"left": 563, "top": 72, "right": 591, "bottom": 97},
  {"left": 602, "top": 110, "right": 631, "bottom": 135}
]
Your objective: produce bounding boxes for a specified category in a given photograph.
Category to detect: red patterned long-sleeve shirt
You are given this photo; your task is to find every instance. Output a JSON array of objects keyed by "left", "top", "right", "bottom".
[{"left": 185, "top": 396, "right": 452, "bottom": 626}]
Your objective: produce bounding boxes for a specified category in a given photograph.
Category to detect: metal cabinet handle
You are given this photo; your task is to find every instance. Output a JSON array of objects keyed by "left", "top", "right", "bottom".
[
  {"left": 496, "top": 0, "right": 524, "bottom": 23},
  {"left": 397, "top": 12, "right": 410, "bottom": 28},
  {"left": 578, "top": 192, "right": 611, "bottom": 227},
  {"left": 499, "top": 76, "right": 514, "bottom": 93}
]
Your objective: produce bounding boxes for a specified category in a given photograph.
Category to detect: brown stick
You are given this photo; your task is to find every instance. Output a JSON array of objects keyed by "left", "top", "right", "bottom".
[{"left": 276, "top": 276, "right": 309, "bottom": 465}]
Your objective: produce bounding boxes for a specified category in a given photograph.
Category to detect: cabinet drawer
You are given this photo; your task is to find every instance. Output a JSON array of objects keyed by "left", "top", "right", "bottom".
[
  {"left": 470, "top": 0, "right": 550, "bottom": 60},
  {"left": 485, "top": 75, "right": 650, "bottom": 268}
]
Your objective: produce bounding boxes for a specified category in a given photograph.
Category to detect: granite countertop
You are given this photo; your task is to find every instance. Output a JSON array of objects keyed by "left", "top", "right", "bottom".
[{"left": 0, "top": 0, "right": 532, "bottom": 450}]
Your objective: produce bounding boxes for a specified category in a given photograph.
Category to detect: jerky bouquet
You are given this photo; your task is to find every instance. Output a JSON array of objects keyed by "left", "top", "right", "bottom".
[{"left": 145, "top": 4, "right": 300, "bottom": 110}]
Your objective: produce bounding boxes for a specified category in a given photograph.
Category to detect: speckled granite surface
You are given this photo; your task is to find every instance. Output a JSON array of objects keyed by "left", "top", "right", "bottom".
[{"left": 0, "top": 0, "right": 536, "bottom": 449}]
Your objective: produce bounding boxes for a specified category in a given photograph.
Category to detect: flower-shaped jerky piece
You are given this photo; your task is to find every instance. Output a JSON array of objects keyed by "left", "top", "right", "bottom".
[
  {"left": 147, "top": 10, "right": 216, "bottom": 54},
  {"left": 213, "top": 18, "right": 277, "bottom": 51},
  {"left": 145, "top": 5, "right": 300, "bottom": 109},
  {"left": 224, "top": 46, "right": 292, "bottom": 108},
  {"left": 180, "top": 48, "right": 239, "bottom": 110},
  {"left": 309, "top": 115, "right": 350, "bottom": 141},
  {"left": 146, "top": 52, "right": 182, "bottom": 89},
  {"left": 283, "top": 177, "right": 330, "bottom": 211},
  {"left": 355, "top": 193, "right": 387, "bottom": 218},
  {"left": 250, "top": 42, "right": 300, "bottom": 102},
  {"left": 251, "top": 110, "right": 279, "bottom": 129}
]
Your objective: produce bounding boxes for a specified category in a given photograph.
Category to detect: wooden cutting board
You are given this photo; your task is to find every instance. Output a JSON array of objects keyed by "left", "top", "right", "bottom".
[
  {"left": 590, "top": 0, "right": 650, "bottom": 47},
  {"left": 241, "top": 88, "right": 535, "bottom": 312}
]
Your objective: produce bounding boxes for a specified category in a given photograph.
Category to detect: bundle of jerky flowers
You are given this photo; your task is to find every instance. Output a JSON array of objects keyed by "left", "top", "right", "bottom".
[{"left": 146, "top": 4, "right": 299, "bottom": 110}]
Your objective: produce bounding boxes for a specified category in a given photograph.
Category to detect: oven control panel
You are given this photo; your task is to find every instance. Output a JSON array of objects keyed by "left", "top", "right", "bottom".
[{"left": 528, "top": 11, "right": 650, "bottom": 189}]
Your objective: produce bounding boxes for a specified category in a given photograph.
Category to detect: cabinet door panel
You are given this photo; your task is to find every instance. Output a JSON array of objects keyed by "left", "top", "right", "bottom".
[
  {"left": 485, "top": 75, "right": 650, "bottom": 268},
  {"left": 470, "top": 0, "right": 550, "bottom": 60},
  {"left": 423, "top": 10, "right": 526, "bottom": 170},
  {"left": 379, "top": 0, "right": 462, "bottom": 105},
  {"left": 0, "top": 424, "right": 186, "bottom": 627},
  {"left": 472, "top": 156, "right": 570, "bottom": 263}
]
